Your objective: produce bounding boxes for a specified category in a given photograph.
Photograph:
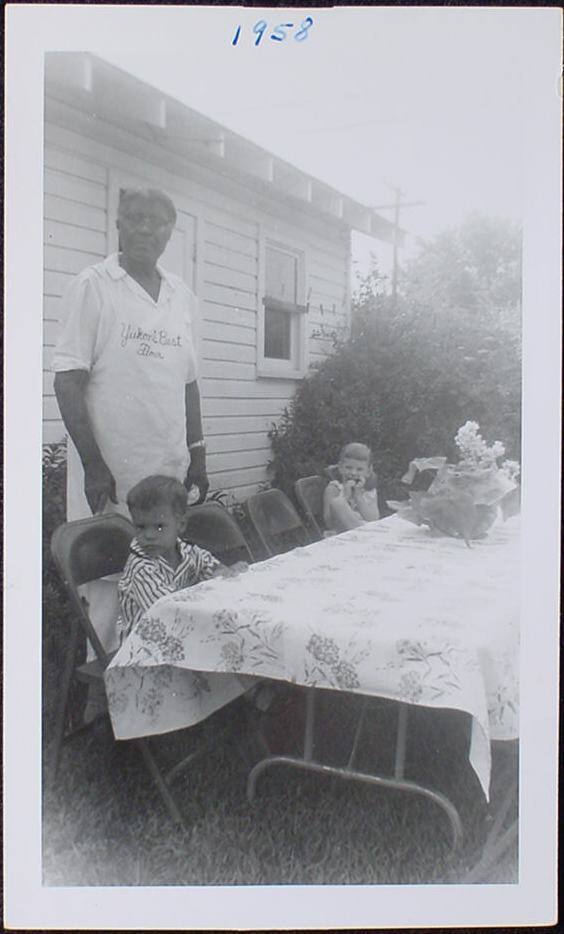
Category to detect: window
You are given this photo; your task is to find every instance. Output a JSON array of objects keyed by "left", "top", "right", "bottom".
[{"left": 258, "top": 241, "right": 307, "bottom": 378}]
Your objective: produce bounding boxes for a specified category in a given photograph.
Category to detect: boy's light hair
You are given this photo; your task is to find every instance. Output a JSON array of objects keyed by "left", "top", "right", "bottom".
[
  {"left": 339, "top": 442, "right": 372, "bottom": 464},
  {"left": 118, "top": 188, "right": 177, "bottom": 225},
  {"left": 126, "top": 475, "right": 187, "bottom": 517}
]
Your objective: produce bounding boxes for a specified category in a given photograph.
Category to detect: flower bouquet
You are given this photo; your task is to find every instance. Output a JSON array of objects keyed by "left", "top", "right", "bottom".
[{"left": 387, "top": 422, "right": 520, "bottom": 544}]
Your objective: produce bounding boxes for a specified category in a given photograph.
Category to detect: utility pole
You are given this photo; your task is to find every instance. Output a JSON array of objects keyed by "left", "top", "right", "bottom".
[{"left": 372, "top": 185, "right": 426, "bottom": 306}]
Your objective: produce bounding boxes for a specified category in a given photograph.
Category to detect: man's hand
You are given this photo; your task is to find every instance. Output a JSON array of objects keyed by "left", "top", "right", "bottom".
[
  {"left": 84, "top": 460, "right": 118, "bottom": 514},
  {"left": 184, "top": 446, "right": 209, "bottom": 504}
]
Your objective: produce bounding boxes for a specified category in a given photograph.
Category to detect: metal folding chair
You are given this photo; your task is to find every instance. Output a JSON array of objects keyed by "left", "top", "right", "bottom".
[
  {"left": 294, "top": 475, "right": 328, "bottom": 540},
  {"left": 184, "top": 501, "right": 255, "bottom": 564},
  {"left": 50, "top": 513, "right": 194, "bottom": 827},
  {"left": 245, "top": 489, "right": 310, "bottom": 557}
]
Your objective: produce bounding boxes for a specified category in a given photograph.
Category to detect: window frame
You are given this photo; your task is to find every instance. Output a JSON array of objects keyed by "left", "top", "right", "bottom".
[{"left": 257, "top": 235, "right": 308, "bottom": 379}]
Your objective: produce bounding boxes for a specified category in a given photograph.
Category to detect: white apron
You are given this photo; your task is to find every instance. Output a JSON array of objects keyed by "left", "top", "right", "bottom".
[{"left": 54, "top": 256, "right": 199, "bottom": 655}]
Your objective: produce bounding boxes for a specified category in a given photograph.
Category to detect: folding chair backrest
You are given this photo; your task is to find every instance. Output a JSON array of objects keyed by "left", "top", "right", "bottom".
[
  {"left": 294, "top": 476, "right": 328, "bottom": 540},
  {"left": 245, "top": 489, "right": 309, "bottom": 557},
  {"left": 184, "top": 502, "right": 254, "bottom": 565},
  {"left": 50, "top": 513, "right": 135, "bottom": 661}
]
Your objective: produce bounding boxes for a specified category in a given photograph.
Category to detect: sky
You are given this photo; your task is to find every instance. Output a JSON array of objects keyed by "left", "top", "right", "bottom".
[{"left": 99, "top": 7, "right": 539, "bottom": 277}]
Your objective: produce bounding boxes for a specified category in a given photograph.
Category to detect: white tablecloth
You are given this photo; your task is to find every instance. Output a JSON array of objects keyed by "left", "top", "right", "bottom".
[{"left": 105, "top": 515, "right": 520, "bottom": 798}]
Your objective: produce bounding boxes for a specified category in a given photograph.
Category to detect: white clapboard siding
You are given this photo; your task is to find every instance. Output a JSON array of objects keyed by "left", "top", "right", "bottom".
[
  {"left": 204, "top": 221, "right": 258, "bottom": 258},
  {"left": 202, "top": 283, "right": 257, "bottom": 313},
  {"left": 203, "top": 415, "right": 278, "bottom": 437},
  {"left": 204, "top": 242, "right": 257, "bottom": 276},
  {"left": 44, "top": 168, "right": 107, "bottom": 209},
  {"left": 207, "top": 449, "right": 271, "bottom": 473},
  {"left": 203, "top": 302, "right": 256, "bottom": 331},
  {"left": 44, "top": 345, "right": 55, "bottom": 370},
  {"left": 43, "top": 371, "right": 55, "bottom": 397},
  {"left": 43, "top": 143, "right": 109, "bottom": 448},
  {"left": 208, "top": 465, "right": 268, "bottom": 492},
  {"left": 44, "top": 269, "right": 77, "bottom": 298},
  {"left": 45, "top": 244, "right": 106, "bottom": 276},
  {"left": 201, "top": 339, "right": 256, "bottom": 365},
  {"left": 200, "top": 378, "right": 296, "bottom": 400},
  {"left": 45, "top": 219, "right": 107, "bottom": 255},
  {"left": 201, "top": 320, "right": 256, "bottom": 346},
  {"left": 44, "top": 145, "right": 107, "bottom": 184},
  {"left": 44, "top": 421, "right": 66, "bottom": 444},
  {"left": 44, "top": 395, "right": 65, "bottom": 422},
  {"left": 44, "top": 193, "right": 107, "bottom": 232},
  {"left": 43, "top": 110, "right": 350, "bottom": 496},
  {"left": 44, "top": 318, "right": 65, "bottom": 348},
  {"left": 203, "top": 263, "right": 257, "bottom": 294},
  {"left": 203, "top": 397, "right": 293, "bottom": 418},
  {"left": 205, "top": 432, "right": 270, "bottom": 455},
  {"left": 200, "top": 359, "right": 256, "bottom": 381}
]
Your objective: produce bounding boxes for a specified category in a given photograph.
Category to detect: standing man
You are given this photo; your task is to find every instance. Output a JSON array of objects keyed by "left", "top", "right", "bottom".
[{"left": 53, "top": 187, "right": 208, "bottom": 655}]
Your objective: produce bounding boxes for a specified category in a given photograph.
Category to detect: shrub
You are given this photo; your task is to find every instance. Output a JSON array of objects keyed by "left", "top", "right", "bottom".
[{"left": 268, "top": 218, "right": 522, "bottom": 502}]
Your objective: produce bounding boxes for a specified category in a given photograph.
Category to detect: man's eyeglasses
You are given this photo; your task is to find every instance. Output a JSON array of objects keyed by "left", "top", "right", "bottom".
[{"left": 121, "top": 212, "right": 173, "bottom": 232}]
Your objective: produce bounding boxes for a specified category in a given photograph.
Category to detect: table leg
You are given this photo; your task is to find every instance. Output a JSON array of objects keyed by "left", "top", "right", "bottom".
[
  {"left": 394, "top": 703, "right": 408, "bottom": 779},
  {"left": 246, "top": 692, "right": 464, "bottom": 852},
  {"left": 303, "top": 687, "right": 315, "bottom": 761},
  {"left": 462, "top": 744, "right": 519, "bottom": 882},
  {"left": 347, "top": 697, "right": 368, "bottom": 769}
]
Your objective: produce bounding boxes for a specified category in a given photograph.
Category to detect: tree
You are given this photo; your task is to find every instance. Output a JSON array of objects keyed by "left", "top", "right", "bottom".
[{"left": 268, "top": 215, "right": 522, "bottom": 501}]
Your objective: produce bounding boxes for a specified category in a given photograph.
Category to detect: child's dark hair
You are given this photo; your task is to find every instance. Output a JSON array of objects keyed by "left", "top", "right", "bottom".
[
  {"left": 126, "top": 475, "right": 187, "bottom": 517},
  {"left": 339, "top": 442, "right": 372, "bottom": 464}
]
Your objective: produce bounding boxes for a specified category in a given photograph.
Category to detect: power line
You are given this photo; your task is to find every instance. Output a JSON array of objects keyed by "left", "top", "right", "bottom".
[{"left": 371, "top": 185, "right": 426, "bottom": 305}]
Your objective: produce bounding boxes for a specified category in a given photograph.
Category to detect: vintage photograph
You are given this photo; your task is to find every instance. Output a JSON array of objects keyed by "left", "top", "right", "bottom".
[{"left": 5, "top": 4, "right": 561, "bottom": 929}]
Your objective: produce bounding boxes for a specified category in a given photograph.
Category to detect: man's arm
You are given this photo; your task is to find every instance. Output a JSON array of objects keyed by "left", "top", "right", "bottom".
[
  {"left": 54, "top": 370, "right": 117, "bottom": 514},
  {"left": 184, "top": 380, "right": 209, "bottom": 503}
]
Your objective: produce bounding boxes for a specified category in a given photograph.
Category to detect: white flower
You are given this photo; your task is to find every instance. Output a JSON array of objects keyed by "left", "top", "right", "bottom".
[
  {"left": 500, "top": 459, "right": 520, "bottom": 481},
  {"left": 490, "top": 441, "right": 506, "bottom": 461},
  {"left": 455, "top": 422, "right": 507, "bottom": 469}
]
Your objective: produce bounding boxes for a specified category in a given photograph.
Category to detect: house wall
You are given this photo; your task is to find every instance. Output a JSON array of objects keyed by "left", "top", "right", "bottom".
[{"left": 43, "top": 100, "right": 351, "bottom": 500}]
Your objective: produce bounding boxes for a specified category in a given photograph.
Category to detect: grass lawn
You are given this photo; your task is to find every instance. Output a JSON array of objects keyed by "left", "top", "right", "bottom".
[{"left": 42, "top": 687, "right": 518, "bottom": 886}]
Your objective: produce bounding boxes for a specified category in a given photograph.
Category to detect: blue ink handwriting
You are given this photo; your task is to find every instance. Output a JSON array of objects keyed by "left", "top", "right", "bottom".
[{"left": 232, "top": 17, "right": 314, "bottom": 46}]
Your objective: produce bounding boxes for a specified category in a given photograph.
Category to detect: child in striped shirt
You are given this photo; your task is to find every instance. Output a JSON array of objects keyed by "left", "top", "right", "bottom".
[{"left": 118, "top": 474, "right": 241, "bottom": 640}]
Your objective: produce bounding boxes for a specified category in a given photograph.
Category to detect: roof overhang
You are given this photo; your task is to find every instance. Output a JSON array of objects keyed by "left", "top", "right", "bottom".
[{"left": 44, "top": 52, "right": 404, "bottom": 246}]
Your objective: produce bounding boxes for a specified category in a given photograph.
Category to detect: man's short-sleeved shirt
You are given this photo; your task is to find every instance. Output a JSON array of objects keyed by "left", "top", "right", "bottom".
[
  {"left": 53, "top": 254, "right": 199, "bottom": 515},
  {"left": 118, "top": 538, "right": 219, "bottom": 637}
]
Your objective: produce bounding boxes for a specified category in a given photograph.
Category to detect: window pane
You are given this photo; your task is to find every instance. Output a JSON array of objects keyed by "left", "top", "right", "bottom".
[
  {"left": 265, "top": 306, "right": 291, "bottom": 360},
  {"left": 266, "top": 247, "right": 297, "bottom": 303}
]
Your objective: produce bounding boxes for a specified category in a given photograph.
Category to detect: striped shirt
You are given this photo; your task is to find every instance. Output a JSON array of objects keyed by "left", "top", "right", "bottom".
[{"left": 118, "top": 538, "right": 219, "bottom": 637}]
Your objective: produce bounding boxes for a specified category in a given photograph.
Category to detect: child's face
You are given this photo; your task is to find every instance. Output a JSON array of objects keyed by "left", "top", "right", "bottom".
[
  {"left": 130, "top": 503, "right": 185, "bottom": 561},
  {"left": 339, "top": 456, "right": 370, "bottom": 484}
]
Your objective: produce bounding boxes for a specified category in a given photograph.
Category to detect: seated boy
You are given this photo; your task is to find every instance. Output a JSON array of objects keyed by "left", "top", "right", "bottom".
[
  {"left": 118, "top": 474, "right": 243, "bottom": 639},
  {"left": 323, "top": 442, "right": 381, "bottom": 533}
]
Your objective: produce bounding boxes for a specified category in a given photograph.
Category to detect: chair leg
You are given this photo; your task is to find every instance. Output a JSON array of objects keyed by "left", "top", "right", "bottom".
[
  {"left": 136, "top": 738, "right": 186, "bottom": 829},
  {"left": 50, "top": 618, "right": 82, "bottom": 782}
]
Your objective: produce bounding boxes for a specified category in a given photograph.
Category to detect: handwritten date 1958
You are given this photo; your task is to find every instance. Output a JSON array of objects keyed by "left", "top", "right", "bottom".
[{"left": 232, "top": 17, "right": 314, "bottom": 47}]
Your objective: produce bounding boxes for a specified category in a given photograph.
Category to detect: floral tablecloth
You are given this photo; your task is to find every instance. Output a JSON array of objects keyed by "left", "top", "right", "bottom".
[{"left": 105, "top": 515, "right": 520, "bottom": 798}]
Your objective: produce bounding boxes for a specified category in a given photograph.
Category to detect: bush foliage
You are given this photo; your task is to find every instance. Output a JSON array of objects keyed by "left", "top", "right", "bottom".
[{"left": 268, "top": 215, "right": 522, "bottom": 500}]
